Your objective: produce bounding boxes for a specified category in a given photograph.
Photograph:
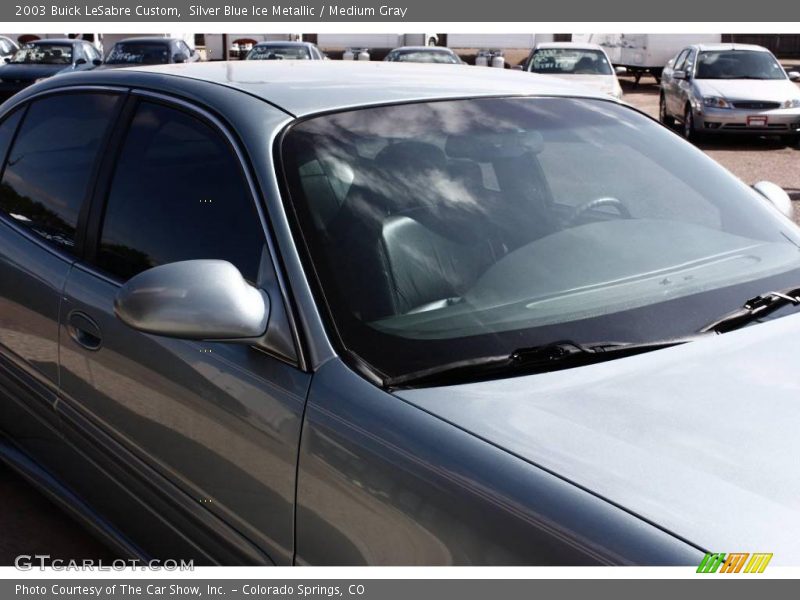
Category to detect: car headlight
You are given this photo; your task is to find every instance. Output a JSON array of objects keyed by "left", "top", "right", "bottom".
[
  {"left": 782, "top": 99, "right": 800, "bottom": 109},
  {"left": 703, "top": 96, "right": 732, "bottom": 109}
]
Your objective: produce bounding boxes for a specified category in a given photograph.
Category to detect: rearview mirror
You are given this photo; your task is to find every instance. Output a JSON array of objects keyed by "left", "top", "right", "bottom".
[
  {"left": 753, "top": 181, "right": 794, "bottom": 220},
  {"left": 114, "top": 260, "right": 269, "bottom": 340},
  {"left": 3, "top": 58, "right": 9, "bottom": 63},
  {"left": 173, "top": 52, "right": 188, "bottom": 63},
  {"left": 512, "top": 65, "right": 523, "bottom": 71},
  {"left": 615, "top": 66, "right": 627, "bottom": 75},
  {"left": 673, "top": 70, "right": 686, "bottom": 80},
  {"left": 788, "top": 71, "right": 800, "bottom": 82}
]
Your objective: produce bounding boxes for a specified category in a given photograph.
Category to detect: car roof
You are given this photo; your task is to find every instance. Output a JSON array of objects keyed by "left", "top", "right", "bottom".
[
  {"left": 693, "top": 43, "right": 770, "bottom": 52},
  {"left": 110, "top": 61, "right": 607, "bottom": 116},
  {"left": 113, "top": 37, "right": 176, "bottom": 44},
  {"left": 253, "top": 41, "right": 313, "bottom": 46},
  {"left": 389, "top": 46, "right": 455, "bottom": 52},
  {"left": 28, "top": 38, "right": 80, "bottom": 45},
  {"left": 534, "top": 42, "right": 605, "bottom": 51}
]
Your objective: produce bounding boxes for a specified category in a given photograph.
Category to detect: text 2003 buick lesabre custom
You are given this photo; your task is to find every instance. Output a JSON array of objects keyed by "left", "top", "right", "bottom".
[{"left": 0, "top": 61, "right": 798, "bottom": 565}]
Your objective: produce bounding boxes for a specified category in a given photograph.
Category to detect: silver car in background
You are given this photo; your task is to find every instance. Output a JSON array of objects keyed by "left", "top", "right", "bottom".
[{"left": 660, "top": 43, "right": 800, "bottom": 143}]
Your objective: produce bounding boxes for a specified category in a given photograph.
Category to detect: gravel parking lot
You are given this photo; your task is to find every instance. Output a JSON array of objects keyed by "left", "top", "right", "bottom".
[
  {"left": 0, "top": 61, "right": 798, "bottom": 565},
  {"left": 618, "top": 69, "right": 800, "bottom": 225}
]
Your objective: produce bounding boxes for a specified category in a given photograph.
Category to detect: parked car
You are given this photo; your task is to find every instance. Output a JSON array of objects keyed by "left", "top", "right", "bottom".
[
  {"left": 0, "top": 36, "right": 19, "bottom": 63},
  {"left": 244, "top": 41, "right": 324, "bottom": 61},
  {"left": 573, "top": 34, "right": 722, "bottom": 84},
  {"left": 384, "top": 46, "right": 463, "bottom": 64},
  {"left": 660, "top": 43, "right": 800, "bottom": 143},
  {"left": 100, "top": 37, "right": 200, "bottom": 68},
  {"left": 524, "top": 42, "right": 624, "bottom": 99},
  {"left": 1, "top": 61, "right": 799, "bottom": 566},
  {"left": 0, "top": 39, "right": 101, "bottom": 101}
]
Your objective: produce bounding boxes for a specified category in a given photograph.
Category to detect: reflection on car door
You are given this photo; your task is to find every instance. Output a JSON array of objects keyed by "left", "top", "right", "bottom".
[
  {"left": 0, "top": 93, "right": 119, "bottom": 476},
  {"left": 57, "top": 94, "right": 310, "bottom": 565}
]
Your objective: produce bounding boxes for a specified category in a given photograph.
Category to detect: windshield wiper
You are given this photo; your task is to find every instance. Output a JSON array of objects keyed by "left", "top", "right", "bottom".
[
  {"left": 384, "top": 337, "right": 699, "bottom": 389},
  {"left": 700, "top": 287, "right": 800, "bottom": 334}
]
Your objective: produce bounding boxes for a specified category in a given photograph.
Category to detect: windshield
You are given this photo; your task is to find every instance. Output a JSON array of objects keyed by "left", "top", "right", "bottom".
[
  {"left": 10, "top": 44, "right": 73, "bottom": 65},
  {"left": 386, "top": 50, "right": 460, "bottom": 64},
  {"left": 247, "top": 45, "right": 311, "bottom": 60},
  {"left": 280, "top": 97, "right": 800, "bottom": 381},
  {"left": 695, "top": 50, "right": 786, "bottom": 80},
  {"left": 106, "top": 42, "right": 170, "bottom": 65},
  {"left": 528, "top": 48, "right": 612, "bottom": 75}
]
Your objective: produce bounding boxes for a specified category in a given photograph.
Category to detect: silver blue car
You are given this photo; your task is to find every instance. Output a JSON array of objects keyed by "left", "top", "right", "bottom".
[{"left": 0, "top": 61, "right": 799, "bottom": 565}]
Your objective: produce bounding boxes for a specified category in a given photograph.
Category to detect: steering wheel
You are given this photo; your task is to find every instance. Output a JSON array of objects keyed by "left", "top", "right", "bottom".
[{"left": 567, "top": 197, "right": 631, "bottom": 225}]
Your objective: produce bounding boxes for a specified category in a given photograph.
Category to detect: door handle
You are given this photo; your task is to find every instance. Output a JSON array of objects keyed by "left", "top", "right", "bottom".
[{"left": 67, "top": 311, "right": 103, "bottom": 351}]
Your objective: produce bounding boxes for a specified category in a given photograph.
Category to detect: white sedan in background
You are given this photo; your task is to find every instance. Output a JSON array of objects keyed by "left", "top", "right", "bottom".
[{"left": 524, "top": 42, "right": 625, "bottom": 99}]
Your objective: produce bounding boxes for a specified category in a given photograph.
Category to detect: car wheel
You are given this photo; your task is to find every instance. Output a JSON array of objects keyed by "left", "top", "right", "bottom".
[
  {"left": 683, "top": 105, "right": 699, "bottom": 142},
  {"left": 659, "top": 94, "right": 675, "bottom": 127},
  {"left": 781, "top": 134, "right": 799, "bottom": 148}
]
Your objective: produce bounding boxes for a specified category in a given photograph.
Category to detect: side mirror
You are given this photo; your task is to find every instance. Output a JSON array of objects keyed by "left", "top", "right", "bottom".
[
  {"left": 753, "top": 181, "right": 794, "bottom": 220},
  {"left": 673, "top": 70, "right": 686, "bottom": 80},
  {"left": 615, "top": 66, "right": 627, "bottom": 75},
  {"left": 512, "top": 64, "right": 523, "bottom": 71},
  {"left": 92, "top": 58, "right": 102, "bottom": 66},
  {"left": 114, "top": 260, "right": 269, "bottom": 340},
  {"left": 3, "top": 57, "right": 10, "bottom": 64},
  {"left": 788, "top": 71, "right": 800, "bottom": 82},
  {"left": 74, "top": 57, "right": 87, "bottom": 66},
  {"left": 173, "top": 52, "right": 188, "bottom": 63}
]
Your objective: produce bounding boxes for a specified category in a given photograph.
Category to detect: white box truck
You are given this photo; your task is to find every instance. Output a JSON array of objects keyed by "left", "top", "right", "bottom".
[{"left": 572, "top": 33, "right": 721, "bottom": 83}]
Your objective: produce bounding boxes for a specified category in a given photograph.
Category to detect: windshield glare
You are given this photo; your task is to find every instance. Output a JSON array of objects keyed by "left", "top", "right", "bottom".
[
  {"left": 696, "top": 50, "right": 786, "bottom": 80},
  {"left": 281, "top": 97, "right": 800, "bottom": 380},
  {"left": 387, "top": 50, "right": 460, "bottom": 64},
  {"left": 528, "top": 48, "right": 612, "bottom": 75},
  {"left": 11, "top": 44, "right": 73, "bottom": 65},
  {"left": 247, "top": 45, "right": 311, "bottom": 60},
  {"left": 106, "top": 43, "right": 169, "bottom": 64}
]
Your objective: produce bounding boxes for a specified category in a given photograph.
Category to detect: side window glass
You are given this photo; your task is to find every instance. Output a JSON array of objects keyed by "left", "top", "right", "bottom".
[
  {"left": 684, "top": 50, "right": 696, "bottom": 75},
  {"left": 0, "top": 93, "right": 120, "bottom": 252},
  {"left": 98, "top": 101, "right": 265, "bottom": 282},
  {"left": 0, "top": 109, "right": 23, "bottom": 173},
  {"left": 673, "top": 49, "right": 689, "bottom": 72}
]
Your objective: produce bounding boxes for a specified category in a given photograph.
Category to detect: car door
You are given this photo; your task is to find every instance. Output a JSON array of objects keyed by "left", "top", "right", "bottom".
[
  {"left": 665, "top": 48, "right": 689, "bottom": 116},
  {"left": 0, "top": 91, "right": 120, "bottom": 477},
  {"left": 674, "top": 48, "right": 697, "bottom": 114},
  {"left": 57, "top": 92, "right": 309, "bottom": 565}
]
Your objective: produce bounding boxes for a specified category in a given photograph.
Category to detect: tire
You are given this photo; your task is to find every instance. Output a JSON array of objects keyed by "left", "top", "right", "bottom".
[
  {"left": 683, "top": 104, "right": 700, "bottom": 142},
  {"left": 781, "top": 134, "right": 799, "bottom": 148},
  {"left": 659, "top": 94, "right": 675, "bottom": 127}
]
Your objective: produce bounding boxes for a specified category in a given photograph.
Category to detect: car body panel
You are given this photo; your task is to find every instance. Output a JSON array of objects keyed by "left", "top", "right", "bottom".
[
  {"left": 296, "top": 359, "right": 702, "bottom": 565},
  {"left": 118, "top": 61, "right": 606, "bottom": 116},
  {"left": 397, "top": 312, "right": 800, "bottom": 564}
]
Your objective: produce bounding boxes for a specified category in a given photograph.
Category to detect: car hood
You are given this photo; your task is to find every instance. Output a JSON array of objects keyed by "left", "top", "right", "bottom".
[
  {"left": 540, "top": 73, "right": 618, "bottom": 96},
  {"left": 0, "top": 63, "right": 71, "bottom": 81},
  {"left": 695, "top": 78, "right": 800, "bottom": 102},
  {"left": 396, "top": 312, "right": 800, "bottom": 564}
]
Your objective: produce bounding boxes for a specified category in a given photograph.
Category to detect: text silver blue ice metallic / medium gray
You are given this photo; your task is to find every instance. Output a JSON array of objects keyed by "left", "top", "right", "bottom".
[{"left": 0, "top": 60, "right": 798, "bottom": 565}]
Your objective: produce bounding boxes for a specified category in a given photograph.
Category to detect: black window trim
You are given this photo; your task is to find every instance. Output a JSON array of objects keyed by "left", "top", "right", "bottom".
[
  {"left": 0, "top": 85, "right": 128, "bottom": 264},
  {"left": 78, "top": 88, "right": 308, "bottom": 371}
]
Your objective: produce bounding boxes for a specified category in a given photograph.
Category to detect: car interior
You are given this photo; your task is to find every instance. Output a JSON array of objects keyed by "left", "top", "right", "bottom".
[{"left": 294, "top": 134, "right": 591, "bottom": 321}]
